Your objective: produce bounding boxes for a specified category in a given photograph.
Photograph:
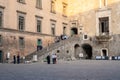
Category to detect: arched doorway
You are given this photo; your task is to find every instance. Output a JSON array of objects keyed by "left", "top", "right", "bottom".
[
  {"left": 74, "top": 44, "right": 80, "bottom": 59},
  {"left": 71, "top": 28, "right": 78, "bottom": 36},
  {"left": 82, "top": 44, "right": 93, "bottom": 59}
]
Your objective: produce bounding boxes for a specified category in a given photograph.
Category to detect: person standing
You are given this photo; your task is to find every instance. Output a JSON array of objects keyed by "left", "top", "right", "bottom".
[
  {"left": 13, "top": 55, "right": 16, "bottom": 64},
  {"left": 54, "top": 54, "right": 57, "bottom": 64},
  {"left": 46, "top": 54, "right": 51, "bottom": 64},
  {"left": 22, "top": 56, "right": 25, "bottom": 63},
  {"left": 6, "top": 52, "right": 10, "bottom": 63},
  {"left": 52, "top": 54, "right": 57, "bottom": 64},
  {"left": 17, "top": 54, "right": 20, "bottom": 64},
  {"left": 52, "top": 54, "right": 55, "bottom": 64}
]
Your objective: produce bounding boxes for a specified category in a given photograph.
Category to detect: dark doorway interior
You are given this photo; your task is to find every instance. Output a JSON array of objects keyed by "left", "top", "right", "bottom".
[
  {"left": 71, "top": 28, "right": 78, "bottom": 36},
  {"left": 0, "top": 51, "right": 3, "bottom": 63},
  {"left": 74, "top": 44, "right": 80, "bottom": 59},
  {"left": 82, "top": 44, "right": 92, "bottom": 59},
  {"left": 63, "top": 27, "right": 66, "bottom": 35},
  {"left": 102, "top": 49, "right": 107, "bottom": 56}
]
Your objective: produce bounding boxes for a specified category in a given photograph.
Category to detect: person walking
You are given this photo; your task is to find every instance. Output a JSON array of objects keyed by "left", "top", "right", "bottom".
[
  {"left": 46, "top": 54, "right": 51, "bottom": 64},
  {"left": 13, "top": 55, "right": 16, "bottom": 64}
]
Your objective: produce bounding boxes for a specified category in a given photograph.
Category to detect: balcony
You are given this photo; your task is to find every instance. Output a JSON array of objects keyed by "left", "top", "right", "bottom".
[{"left": 95, "top": 32, "right": 112, "bottom": 42}]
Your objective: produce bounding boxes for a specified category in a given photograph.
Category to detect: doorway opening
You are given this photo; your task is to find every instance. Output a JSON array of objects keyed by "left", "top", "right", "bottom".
[
  {"left": 74, "top": 44, "right": 80, "bottom": 59},
  {"left": 0, "top": 51, "right": 3, "bottom": 63},
  {"left": 71, "top": 27, "right": 78, "bottom": 36},
  {"left": 82, "top": 44, "right": 92, "bottom": 59},
  {"left": 101, "top": 48, "right": 108, "bottom": 56}
]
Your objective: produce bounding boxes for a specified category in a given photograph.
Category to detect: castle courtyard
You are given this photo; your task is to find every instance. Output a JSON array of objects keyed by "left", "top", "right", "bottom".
[
  {"left": 0, "top": 60, "right": 120, "bottom": 80},
  {"left": 1, "top": 0, "right": 120, "bottom": 80}
]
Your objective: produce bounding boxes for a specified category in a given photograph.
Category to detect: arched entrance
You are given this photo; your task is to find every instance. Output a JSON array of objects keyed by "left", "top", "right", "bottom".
[
  {"left": 82, "top": 44, "right": 93, "bottom": 59},
  {"left": 71, "top": 28, "right": 78, "bottom": 36},
  {"left": 74, "top": 44, "right": 80, "bottom": 59}
]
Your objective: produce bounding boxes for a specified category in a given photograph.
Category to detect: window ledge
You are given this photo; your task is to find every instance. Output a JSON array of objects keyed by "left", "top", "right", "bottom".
[
  {"left": 17, "top": 1, "right": 26, "bottom": 4},
  {"left": 50, "top": 11, "right": 56, "bottom": 14},
  {"left": 36, "top": 7, "right": 43, "bottom": 10},
  {"left": 62, "top": 15, "right": 67, "bottom": 17}
]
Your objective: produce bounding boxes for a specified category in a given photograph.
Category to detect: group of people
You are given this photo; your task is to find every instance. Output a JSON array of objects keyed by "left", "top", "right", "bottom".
[
  {"left": 46, "top": 54, "right": 57, "bottom": 64},
  {"left": 6, "top": 52, "right": 21, "bottom": 64},
  {"left": 13, "top": 54, "right": 20, "bottom": 64},
  {"left": 54, "top": 34, "right": 68, "bottom": 43}
]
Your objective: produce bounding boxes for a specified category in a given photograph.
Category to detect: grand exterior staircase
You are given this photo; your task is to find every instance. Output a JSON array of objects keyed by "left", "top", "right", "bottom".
[{"left": 25, "top": 36, "right": 81, "bottom": 62}]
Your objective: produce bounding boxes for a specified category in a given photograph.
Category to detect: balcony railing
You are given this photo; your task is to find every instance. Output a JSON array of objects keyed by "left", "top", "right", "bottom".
[{"left": 95, "top": 32, "right": 112, "bottom": 42}]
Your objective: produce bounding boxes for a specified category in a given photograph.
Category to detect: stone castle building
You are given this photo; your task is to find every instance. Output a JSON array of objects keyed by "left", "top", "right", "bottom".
[{"left": 0, "top": 0, "right": 120, "bottom": 62}]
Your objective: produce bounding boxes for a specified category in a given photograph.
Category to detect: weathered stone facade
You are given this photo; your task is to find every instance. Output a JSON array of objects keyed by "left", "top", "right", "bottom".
[
  {"left": 0, "top": 28, "right": 55, "bottom": 62},
  {"left": 0, "top": 0, "right": 69, "bottom": 62},
  {"left": 38, "top": 34, "right": 120, "bottom": 61},
  {"left": 1, "top": 0, "right": 120, "bottom": 62}
]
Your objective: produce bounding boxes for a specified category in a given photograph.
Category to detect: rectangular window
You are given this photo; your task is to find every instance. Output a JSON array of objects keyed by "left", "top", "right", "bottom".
[
  {"left": 37, "top": 20, "right": 41, "bottom": 32},
  {"left": 36, "top": 16, "right": 43, "bottom": 33},
  {"left": 36, "top": 0, "right": 42, "bottom": 9},
  {"left": 17, "top": 11, "right": 26, "bottom": 31},
  {"left": 62, "top": 3, "right": 67, "bottom": 17},
  {"left": 50, "top": 19, "right": 56, "bottom": 35},
  {"left": 51, "top": 0, "right": 56, "bottom": 13},
  {"left": 99, "top": 17, "right": 109, "bottom": 34},
  {"left": 17, "top": 0, "right": 25, "bottom": 3},
  {"left": 51, "top": 24, "right": 55, "bottom": 35},
  {"left": 84, "top": 35, "right": 88, "bottom": 39},
  {"left": 0, "top": 12, "right": 2, "bottom": 28},
  {"left": 19, "top": 16, "right": 25, "bottom": 31},
  {"left": 83, "top": 34, "right": 89, "bottom": 40},
  {"left": 19, "top": 37, "right": 25, "bottom": 48},
  {"left": 0, "top": 7, "right": 4, "bottom": 28},
  {"left": 0, "top": 35, "right": 2, "bottom": 46}
]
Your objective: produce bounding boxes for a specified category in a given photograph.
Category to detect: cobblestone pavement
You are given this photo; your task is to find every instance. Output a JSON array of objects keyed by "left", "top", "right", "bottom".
[{"left": 0, "top": 60, "right": 120, "bottom": 80}]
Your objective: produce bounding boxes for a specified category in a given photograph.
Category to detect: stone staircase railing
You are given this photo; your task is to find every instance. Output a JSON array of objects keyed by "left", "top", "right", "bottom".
[{"left": 25, "top": 35, "right": 81, "bottom": 61}]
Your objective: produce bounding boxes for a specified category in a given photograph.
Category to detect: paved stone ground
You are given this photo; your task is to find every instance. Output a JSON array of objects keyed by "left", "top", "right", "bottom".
[{"left": 0, "top": 60, "right": 120, "bottom": 80}]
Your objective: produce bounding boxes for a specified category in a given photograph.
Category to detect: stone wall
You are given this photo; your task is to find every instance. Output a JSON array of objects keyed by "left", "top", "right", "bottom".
[{"left": 0, "top": 29, "right": 55, "bottom": 62}]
